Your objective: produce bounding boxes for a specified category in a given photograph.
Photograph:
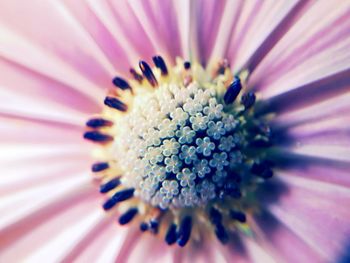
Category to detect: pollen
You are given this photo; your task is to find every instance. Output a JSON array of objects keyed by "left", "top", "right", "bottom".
[{"left": 84, "top": 57, "right": 274, "bottom": 247}]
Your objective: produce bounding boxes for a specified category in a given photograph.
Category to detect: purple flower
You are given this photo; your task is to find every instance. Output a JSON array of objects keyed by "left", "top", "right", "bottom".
[{"left": 0, "top": 1, "right": 350, "bottom": 262}]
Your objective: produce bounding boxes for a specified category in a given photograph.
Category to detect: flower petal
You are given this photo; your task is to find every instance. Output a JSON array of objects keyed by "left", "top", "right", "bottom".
[
  {"left": 128, "top": 0, "right": 183, "bottom": 64},
  {"left": 229, "top": 0, "right": 310, "bottom": 72},
  {"left": 0, "top": 0, "right": 117, "bottom": 88},
  {"left": 189, "top": 0, "right": 227, "bottom": 65},
  {"left": 243, "top": 237, "right": 276, "bottom": 263},
  {"left": 250, "top": 0, "right": 350, "bottom": 94},
  {"left": 0, "top": 178, "right": 98, "bottom": 259},
  {"left": 61, "top": 0, "right": 134, "bottom": 74},
  {"left": 207, "top": 0, "right": 244, "bottom": 70},
  {"left": 62, "top": 222, "right": 121, "bottom": 263},
  {"left": 269, "top": 174, "right": 350, "bottom": 261},
  {"left": 240, "top": 0, "right": 310, "bottom": 73},
  {"left": 257, "top": 68, "right": 350, "bottom": 115},
  {"left": 0, "top": 26, "right": 105, "bottom": 107},
  {"left": 25, "top": 210, "right": 106, "bottom": 262},
  {"left": 251, "top": 209, "right": 325, "bottom": 263}
]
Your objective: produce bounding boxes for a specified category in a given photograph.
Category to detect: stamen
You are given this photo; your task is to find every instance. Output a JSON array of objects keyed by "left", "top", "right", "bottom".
[
  {"left": 119, "top": 208, "right": 138, "bottom": 225},
  {"left": 250, "top": 137, "right": 272, "bottom": 148},
  {"left": 100, "top": 177, "right": 121, "bottom": 193},
  {"left": 251, "top": 161, "right": 269, "bottom": 174},
  {"left": 91, "top": 162, "right": 109, "bottom": 172},
  {"left": 251, "top": 161, "right": 273, "bottom": 178},
  {"left": 260, "top": 168, "right": 273, "bottom": 179},
  {"left": 241, "top": 92, "right": 256, "bottom": 109},
  {"left": 86, "top": 118, "right": 113, "bottom": 128},
  {"left": 83, "top": 131, "right": 113, "bottom": 143},
  {"left": 209, "top": 207, "right": 222, "bottom": 225},
  {"left": 209, "top": 208, "right": 229, "bottom": 243},
  {"left": 112, "top": 77, "right": 132, "bottom": 91},
  {"left": 184, "top": 61, "right": 191, "bottom": 69},
  {"left": 102, "top": 198, "right": 118, "bottom": 211},
  {"left": 223, "top": 182, "right": 242, "bottom": 198},
  {"left": 104, "top": 97, "right": 128, "bottom": 112},
  {"left": 139, "top": 61, "right": 158, "bottom": 87},
  {"left": 150, "top": 219, "right": 160, "bottom": 234},
  {"left": 112, "top": 188, "right": 135, "bottom": 202},
  {"left": 130, "top": 68, "right": 143, "bottom": 83},
  {"left": 165, "top": 223, "right": 178, "bottom": 245},
  {"left": 229, "top": 210, "right": 246, "bottom": 223},
  {"left": 224, "top": 77, "right": 242, "bottom": 104},
  {"left": 217, "top": 59, "right": 229, "bottom": 75},
  {"left": 140, "top": 222, "right": 149, "bottom": 232},
  {"left": 177, "top": 216, "right": 192, "bottom": 247},
  {"left": 102, "top": 188, "right": 135, "bottom": 211},
  {"left": 214, "top": 223, "right": 229, "bottom": 244},
  {"left": 152, "top": 56, "right": 168, "bottom": 76}
]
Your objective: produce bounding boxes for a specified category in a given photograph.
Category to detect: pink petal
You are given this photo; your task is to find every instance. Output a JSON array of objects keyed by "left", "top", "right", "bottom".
[
  {"left": 266, "top": 148, "right": 350, "bottom": 188},
  {"left": 257, "top": 68, "right": 350, "bottom": 115},
  {"left": 240, "top": 0, "right": 310, "bottom": 73},
  {"left": 61, "top": 0, "right": 133, "bottom": 74},
  {"left": 229, "top": 0, "right": 310, "bottom": 72},
  {"left": 108, "top": 0, "right": 157, "bottom": 62},
  {"left": 173, "top": 0, "right": 191, "bottom": 60},
  {"left": 62, "top": 222, "right": 121, "bottom": 263},
  {"left": 0, "top": 26, "right": 105, "bottom": 107},
  {"left": 250, "top": 0, "right": 350, "bottom": 93},
  {"left": 0, "top": 115, "right": 84, "bottom": 144},
  {"left": 189, "top": 0, "right": 227, "bottom": 65},
  {"left": 207, "top": 0, "right": 244, "bottom": 69},
  {"left": 95, "top": 228, "right": 130, "bottom": 263},
  {"left": 25, "top": 210, "right": 106, "bottom": 261},
  {"left": 121, "top": 232, "right": 175, "bottom": 263},
  {"left": 269, "top": 174, "right": 350, "bottom": 261},
  {"left": 272, "top": 92, "right": 350, "bottom": 133},
  {"left": 243, "top": 237, "right": 276, "bottom": 263},
  {"left": 0, "top": 0, "right": 117, "bottom": 89},
  {"left": 127, "top": 0, "right": 183, "bottom": 64},
  {"left": 0, "top": 58, "right": 100, "bottom": 115},
  {"left": 114, "top": 228, "right": 143, "bottom": 263},
  {"left": 215, "top": 238, "right": 251, "bottom": 263},
  {"left": 226, "top": 0, "right": 264, "bottom": 68},
  {"left": 251, "top": 210, "right": 325, "bottom": 263},
  {"left": 0, "top": 91, "right": 89, "bottom": 127},
  {"left": 0, "top": 180, "right": 98, "bottom": 259}
]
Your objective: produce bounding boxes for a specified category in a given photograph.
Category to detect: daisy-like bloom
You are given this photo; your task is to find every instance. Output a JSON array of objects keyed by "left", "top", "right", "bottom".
[{"left": 1, "top": 0, "right": 350, "bottom": 262}]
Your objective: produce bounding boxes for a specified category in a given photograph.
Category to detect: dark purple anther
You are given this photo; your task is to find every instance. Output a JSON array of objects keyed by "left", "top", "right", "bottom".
[
  {"left": 177, "top": 216, "right": 192, "bottom": 247},
  {"left": 100, "top": 178, "right": 121, "bottom": 193},
  {"left": 184, "top": 61, "right": 191, "bottom": 69},
  {"left": 130, "top": 68, "right": 143, "bottom": 82},
  {"left": 165, "top": 223, "right": 178, "bottom": 245},
  {"left": 104, "top": 97, "right": 128, "bottom": 112},
  {"left": 83, "top": 131, "right": 113, "bottom": 143},
  {"left": 118, "top": 208, "right": 138, "bottom": 225},
  {"left": 86, "top": 118, "right": 113, "bottom": 128},
  {"left": 153, "top": 56, "right": 168, "bottom": 76},
  {"left": 230, "top": 210, "right": 246, "bottom": 223},
  {"left": 139, "top": 61, "right": 158, "bottom": 87},
  {"left": 112, "top": 77, "right": 132, "bottom": 91},
  {"left": 224, "top": 77, "right": 242, "bottom": 104},
  {"left": 91, "top": 162, "right": 109, "bottom": 172},
  {"left": 241, "top": 92, "right": 256, "bottom": 109}
]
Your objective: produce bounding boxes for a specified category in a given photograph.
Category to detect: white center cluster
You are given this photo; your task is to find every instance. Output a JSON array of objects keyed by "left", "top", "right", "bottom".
[{"left": 114, "top": 82, "right": 244, "bottom": 209}]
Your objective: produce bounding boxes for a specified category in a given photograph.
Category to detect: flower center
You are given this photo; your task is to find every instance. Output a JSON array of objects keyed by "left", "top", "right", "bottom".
[
  {"left": 84, "top": 57, "right": 273, "bottom": 246},
  {"left": 117, "top": 82, "right": 249, "bottom": 209}
]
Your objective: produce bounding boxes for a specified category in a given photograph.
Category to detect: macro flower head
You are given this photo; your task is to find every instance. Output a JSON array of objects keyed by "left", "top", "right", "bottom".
[{"left": 1, "top": 0, "right": 350, "bottom": 262}]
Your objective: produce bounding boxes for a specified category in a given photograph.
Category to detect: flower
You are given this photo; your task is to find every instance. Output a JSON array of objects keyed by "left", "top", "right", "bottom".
[{"left": 1, "top": 0, "right": 350, "bottom": 262}]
